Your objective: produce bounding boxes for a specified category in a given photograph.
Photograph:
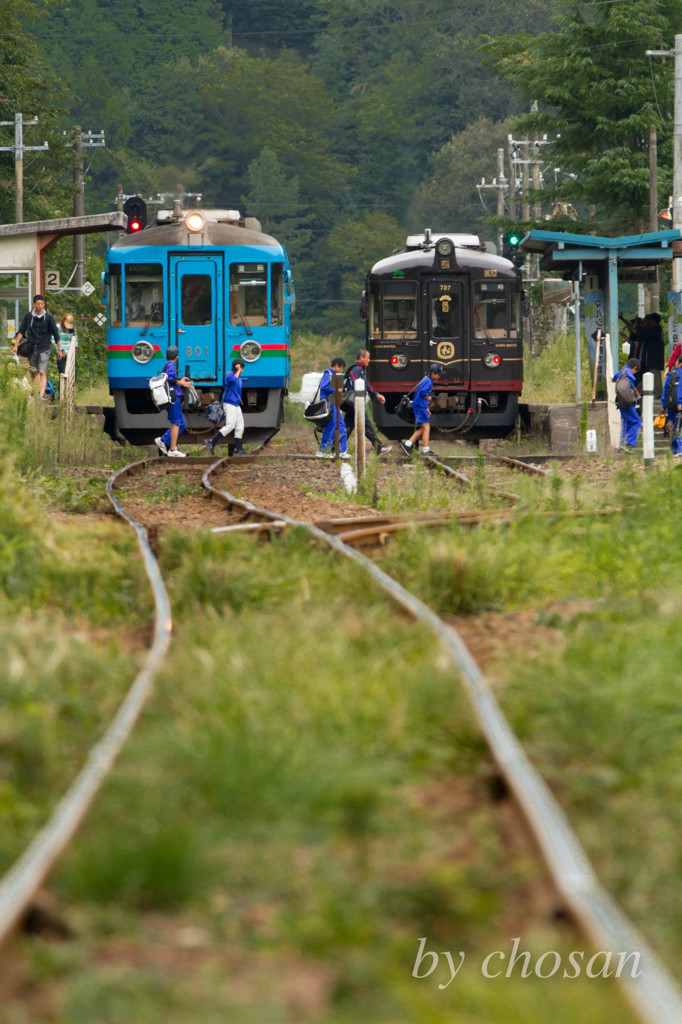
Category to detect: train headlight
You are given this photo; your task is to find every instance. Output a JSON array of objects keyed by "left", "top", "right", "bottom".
[
  {"left": 436, "top": 238, "right": 454, "bottom": 256},
  {"left": 240, "top": 340, "right": 262, "bottom": 362},
  {"left": 390, "top": 353, "right": 409, "bottom": 369},
  {"left": 132, "top": 340, "right": 155, "bottom": 364},
  {"left": 185, "top": 210, "right": 207, "bottom": 233},
  {"left": 484, "top": 352, "right": 502, "bottom": 368}
]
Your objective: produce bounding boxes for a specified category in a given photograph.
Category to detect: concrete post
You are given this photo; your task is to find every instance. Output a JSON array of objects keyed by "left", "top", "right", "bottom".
[
  {"left": 354, "top": 377, "right": 366, "bottom": 482},
  {"left": 642, "top": 371, "right": 654, "bottom": 469}
]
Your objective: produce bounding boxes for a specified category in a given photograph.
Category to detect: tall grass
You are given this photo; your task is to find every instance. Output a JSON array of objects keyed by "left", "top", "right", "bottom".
[
  {"left": 523, "top": 330, "right": 594, "bottom": 404},
  {"left": 40, "top": 528, "right": 638, "bottom": 1024}
]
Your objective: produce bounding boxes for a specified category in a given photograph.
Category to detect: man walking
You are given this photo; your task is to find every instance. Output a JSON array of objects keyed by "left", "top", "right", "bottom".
[
  {"left": 13, "top": 295, "right": 61, "bottom": 400},
  {"left": 343, "top": 349, "right": 392, "bottom": 456}
]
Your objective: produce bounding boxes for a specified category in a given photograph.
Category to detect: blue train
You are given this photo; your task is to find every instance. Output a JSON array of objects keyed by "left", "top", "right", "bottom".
[{"left": 102, "top": 201, "right": 294, "bottom": 444}]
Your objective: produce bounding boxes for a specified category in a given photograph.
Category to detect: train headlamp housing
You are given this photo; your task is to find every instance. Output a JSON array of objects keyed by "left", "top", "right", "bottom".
[
  {"left": 484, "top": 352, "right": 502, "bottom": 369},
  {"left": 436, "top": 238, "right": 454, "bottom": 257},
  {"left": 132, "top": 340, "right": 155, "bottom": 364},
  {"left": 240, "top": 340, "right": 262, "bottom": 362},
  {"left": 185, "top": 210, "right": 207, "bottom": 233},
  {"left": 390, "top": 352, "right": 409, "bottom": 369}
]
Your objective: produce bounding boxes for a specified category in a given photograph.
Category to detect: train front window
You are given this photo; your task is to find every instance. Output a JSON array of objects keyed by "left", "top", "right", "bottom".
[
  {"left": 109, "top": 265, "right": 122, "bottom": 327},
  {"left": 271, "top": 264, "right": 283, "bottom": 325},
  {"left": 380, "top": 281, "right": 417, "bottom": 340},
  {"left": 181, "top": 274, "right": 212, "bottom": 325},
  {"left": 230, "top": 263, "right": 268, "bottom": 326},
  {"left": 474, "top": 281, "right": 508, "bottom": 338},
  {"left": 430, "top": 290, "right": 461, "bottom": 339},
  {"left": 124, "top": 264, "right": 164, "bottom": 326}
]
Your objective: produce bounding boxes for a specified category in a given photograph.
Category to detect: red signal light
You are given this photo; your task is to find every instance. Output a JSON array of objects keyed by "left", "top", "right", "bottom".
[{"left": 130, "top": 220, "right": 141, "bottom": 232}]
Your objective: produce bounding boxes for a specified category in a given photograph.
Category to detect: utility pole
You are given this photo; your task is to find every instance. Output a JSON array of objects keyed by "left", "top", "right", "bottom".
[
  {"left": 647, "top": 35, "right": 682, "bottom": 292},
  {"left": 507, "top": 134, "right": 517, "bottom": 221},
  {"left": 69, "top": 126, "right": 105, "bottom": 287},
  {"left": 0, "top": 113, "right": 49, "bottom": 223},
  {"left": 649, "top": 124, "right": 660, "bottom": 312}
]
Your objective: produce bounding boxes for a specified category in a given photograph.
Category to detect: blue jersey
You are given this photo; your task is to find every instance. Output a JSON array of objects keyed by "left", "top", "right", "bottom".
[
  {"left": 320, "top": 367, "right": 343, "bottom": 400},
  {"left": 164, "top": 360, "right": 182, "bottom": 399},
  {"left": 222, "top": 371, "right": 242, "bottom": 406},
  {"left": 412, "top": 376, "right": 433, "bottom": 418}
]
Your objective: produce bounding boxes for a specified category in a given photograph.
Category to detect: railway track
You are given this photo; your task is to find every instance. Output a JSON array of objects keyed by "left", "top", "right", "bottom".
[{"left": 1, "top": 447, "right": 678, "bottom": 1023}]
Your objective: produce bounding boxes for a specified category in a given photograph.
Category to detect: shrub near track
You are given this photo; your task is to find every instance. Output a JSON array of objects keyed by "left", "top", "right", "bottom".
[{"left": 33, "top": 529, "right": 638, "bottom": 1024}]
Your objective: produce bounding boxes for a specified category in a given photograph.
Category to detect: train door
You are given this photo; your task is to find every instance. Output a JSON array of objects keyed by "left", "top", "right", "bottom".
[
  {"left": 425, "top": 280, "right": 465, "bottom": 383},
  {"left": 170, "top": 256, "right": 222, "bottom": 381}
]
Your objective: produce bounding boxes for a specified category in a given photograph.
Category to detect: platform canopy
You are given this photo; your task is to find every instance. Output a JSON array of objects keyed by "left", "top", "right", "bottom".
[{"left": 520, "top": 227, "right": 682, "bottom": 367}]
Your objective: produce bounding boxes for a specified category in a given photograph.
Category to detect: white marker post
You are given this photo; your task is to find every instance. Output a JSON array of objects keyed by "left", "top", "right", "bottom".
[
  {"left": 354, "top": 376, "right": 366, "bottom": 483},
  {"left": 642, "top": 370, "right": 654, "bottom": 469}
]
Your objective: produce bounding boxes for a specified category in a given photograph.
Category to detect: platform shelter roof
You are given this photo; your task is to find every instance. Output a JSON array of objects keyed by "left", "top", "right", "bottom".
[{"left": 519, "top": 227, "right": 682, "bottom": 272}]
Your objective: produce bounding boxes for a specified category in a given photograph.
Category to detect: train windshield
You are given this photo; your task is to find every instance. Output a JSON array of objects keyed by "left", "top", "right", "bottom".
[
  {"left": 230, "top": 263, "right": 268, "bottom": 326},
  {"left": 473, "top": 281, "right": 513, "bottom": 338},
  {"left": 372, "top": 281, "right": 417, "bottom": 340},
  {"left": 125, "top": 264, "right": 164, "bottom": 326}
]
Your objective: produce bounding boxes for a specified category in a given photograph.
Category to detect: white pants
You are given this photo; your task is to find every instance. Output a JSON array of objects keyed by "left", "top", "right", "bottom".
[{"left": 218, "top": 402, "right": 244, "bottom": 438}]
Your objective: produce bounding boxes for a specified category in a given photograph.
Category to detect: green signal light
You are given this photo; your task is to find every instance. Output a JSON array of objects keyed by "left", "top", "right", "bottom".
[{"left": 508, "top": 233, "right": 520, "bottom": 246}]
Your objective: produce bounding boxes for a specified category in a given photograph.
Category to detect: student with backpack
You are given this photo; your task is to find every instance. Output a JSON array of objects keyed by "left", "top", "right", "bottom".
[
  {"left": 12, "top": 295, "right": 61, "bottom": 400},
  {"left": 661, "top": 356, "right": 682, "bottom": 455},
  {"left": 154, "top": 346, "right": 192, "bottom": 458},
  {"left": 206, "top": 358, "right": 247, "bottom": 456},
  {"left": 399, "top": 364, "right": 446, "bottom": 458},
  {"left": 613, "top": 357, "right": 641, "bottom": 453}
]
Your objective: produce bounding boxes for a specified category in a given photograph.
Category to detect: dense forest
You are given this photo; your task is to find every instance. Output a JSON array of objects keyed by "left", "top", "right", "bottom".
[{"left": 1, "top": 0, "right": 681, "bottom": 331}]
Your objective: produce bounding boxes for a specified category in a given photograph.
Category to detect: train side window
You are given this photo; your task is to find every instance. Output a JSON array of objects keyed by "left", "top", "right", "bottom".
[
  {"left": 381, "top": 281, "right": 417, "bottom": 340},
  {"left": 474, "top": 281, "right": 508, "bottom": 338},
  {"left": 230, "top": 263, "right": 268, "bottom": 326},
  {"left": 510, "top": 287, "right": 521, "bottom": 338},
  {"left": 181, "top": 274, "right": 212, "bottom": 325},
  {"left": 125, "top": 263, "right": 164, "bottom": 327},
  {"left": 109, "top": 265, "right": 122, "bottom": 327},
  {"left": 271, "top": 264, "right": 283, "bottom": 326}
]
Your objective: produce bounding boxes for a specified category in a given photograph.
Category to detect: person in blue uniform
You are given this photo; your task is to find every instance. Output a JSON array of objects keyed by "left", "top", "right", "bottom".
[
  {"left": 613, "top": 357, "right": 641, "bottom": 453},
  {"left": 661, "top": 355, "right": 682, "bottom": 456},
  {"left": 399, "top": 364, "right": 445, "bottom": 457},
  {"left": 206, "top": 359, "right": 247, "bottom": 456},
  {"left": 154, "top": 346, "right": 192, "bottom": 457},
  {"left": 316, "top": 356, "right": 350, "bottom": 459}
]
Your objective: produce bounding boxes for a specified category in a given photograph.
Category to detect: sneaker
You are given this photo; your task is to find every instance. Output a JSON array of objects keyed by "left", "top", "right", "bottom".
[
  {"left": 233, "top": 449, "right": 249, "bottom": 456},
  {"left": 316, "top": 449, "right": 332, "bottom": 459},
  {"left": 154, "top": 436, "right": 168, "bottom": 455},
  {"left": 206, "top": 438, "right": 216, "bottom": 455},
  {"left": 339, "top": 452, "right": 351, "bottom": 460},
  {"left": 421, "top": 447, "right": 434, "bottom": 456},
  {"left": 377, "top": 445, "right": 393, "bottom": 456},
  {"left": 400, "top": 441, "right": 414, "bottom": 457},
  {"left": 167, "top": 448, "right": 187, "bottom": 458}
]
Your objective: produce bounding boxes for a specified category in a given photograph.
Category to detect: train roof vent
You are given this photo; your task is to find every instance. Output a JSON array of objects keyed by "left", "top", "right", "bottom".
[{"left": 405, "top": 231, "right": 483, "bottom": 251}]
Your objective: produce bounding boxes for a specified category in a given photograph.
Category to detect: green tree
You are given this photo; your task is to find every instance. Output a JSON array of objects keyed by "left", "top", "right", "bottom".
[
  {"left": 481, "top": 0, "right": 681, "bottom": 231},
  {"left": 408, "top": 117, "right": 516, "bottom": 240},
  {"left": 0, "top": 0, "right": 69, "bottom": 222},
  {"left": 318, "top": 210, "right": 404, "bottom": 333}
]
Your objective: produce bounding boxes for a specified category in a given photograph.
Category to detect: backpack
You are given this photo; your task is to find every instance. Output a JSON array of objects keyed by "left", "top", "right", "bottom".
[
  {"left": 666, "top": 369, "right": 682, "bottom": 413},
  {"left": 615, "top": 371, "right": 636, "bottom": 408}
]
